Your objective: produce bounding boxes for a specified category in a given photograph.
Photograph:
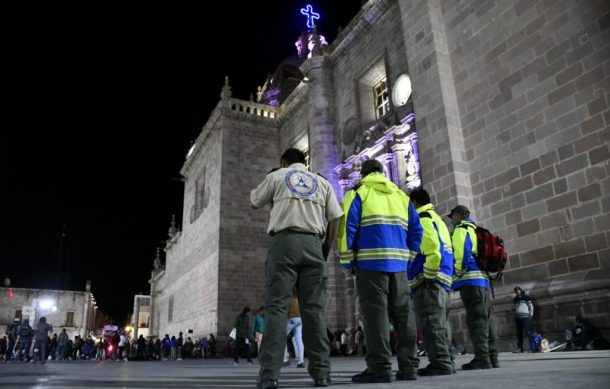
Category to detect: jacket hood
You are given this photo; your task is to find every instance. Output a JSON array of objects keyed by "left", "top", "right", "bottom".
[{"left": 360, "top": 173, "right": 396, "bottom": 194}]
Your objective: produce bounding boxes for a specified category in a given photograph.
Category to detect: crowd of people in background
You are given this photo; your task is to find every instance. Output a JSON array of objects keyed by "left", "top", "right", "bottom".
[{"left": 0, "top": 319, "right": 223, "bottom": 363}]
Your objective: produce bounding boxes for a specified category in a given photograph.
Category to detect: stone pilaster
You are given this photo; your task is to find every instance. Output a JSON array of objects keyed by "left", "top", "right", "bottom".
[
  {"left": 301, "top": 53, "right": 347, "bottom": 331},
  {"left": 397, "top": 0, "right": 473, "bottom": 214}
]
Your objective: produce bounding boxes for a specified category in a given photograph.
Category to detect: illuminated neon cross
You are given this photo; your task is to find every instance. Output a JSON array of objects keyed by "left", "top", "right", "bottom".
[{"left": 300, "top": 4, "right": 320, "bottom": 29}]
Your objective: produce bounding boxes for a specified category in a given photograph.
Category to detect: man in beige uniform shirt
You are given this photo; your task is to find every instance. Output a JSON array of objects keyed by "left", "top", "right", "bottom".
[{"left": 251, "top": 148, "right": 343, "bottom": 389}]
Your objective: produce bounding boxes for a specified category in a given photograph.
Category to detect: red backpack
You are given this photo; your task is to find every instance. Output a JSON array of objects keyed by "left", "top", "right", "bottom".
[{"left": 474, "top": 226, "right": 507, "bottom": 280}]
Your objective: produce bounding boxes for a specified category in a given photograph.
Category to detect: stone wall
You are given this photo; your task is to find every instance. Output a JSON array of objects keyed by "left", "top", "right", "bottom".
[
  {"left": 154, "top": 107, "right": 223, "bottom": 340},
  {"left": 396, "top": 0, "right": 610, "bottom": 350},
  {"left": 441, "top": 0, "right": 610, "bottom": 289},
  {"left": 217, "top": 107, "right": 280, "bottom": 338}
]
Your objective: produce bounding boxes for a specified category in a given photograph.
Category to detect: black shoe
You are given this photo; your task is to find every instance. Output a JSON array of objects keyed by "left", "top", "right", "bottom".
[
  {"left": 490, "top": 359, "right": 500, "bottom": 368},
  {"left": 257, "top": 379, "right": 279, "bottom": 389},
  {"left": 313, "top": 378, "right": 331, "bottom": 387},
  {"left": 297, "top": 362, "right": 305, "bottom": 368},
  {"left": 462, "top": 359, "right": 491, "bottom": 370},
  {"left": 282, "top": 360, "right": 290, "bottom": 367},
  {"left": 395, "top": 370, "right": 417, "bottom": 381},
  {"left": 417, "top": 367, "right": 454, "bottom": 376},
  {"left": 351, "top": 370, "right": 393, "bottom": 384}
]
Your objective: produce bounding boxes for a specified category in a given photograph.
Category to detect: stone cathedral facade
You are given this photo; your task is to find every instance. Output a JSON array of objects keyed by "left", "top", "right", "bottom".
[{"left": 148, "top": 0, "right": 610, "bottom": 350}]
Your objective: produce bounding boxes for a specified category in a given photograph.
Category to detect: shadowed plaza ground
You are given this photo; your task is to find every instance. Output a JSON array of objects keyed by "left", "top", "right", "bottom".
[{"left": 0, "top": 350, "right": 608, "bottom": 388}]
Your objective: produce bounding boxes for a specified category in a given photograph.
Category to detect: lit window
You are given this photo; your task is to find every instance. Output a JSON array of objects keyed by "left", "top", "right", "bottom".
[{"left": 374, "top": 78, "right": 390, "bottom": 118}]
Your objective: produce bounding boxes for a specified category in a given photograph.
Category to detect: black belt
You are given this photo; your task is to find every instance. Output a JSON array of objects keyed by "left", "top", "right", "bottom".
[{"left": 270, "top": 229, "right": 320, "bottom": 238}]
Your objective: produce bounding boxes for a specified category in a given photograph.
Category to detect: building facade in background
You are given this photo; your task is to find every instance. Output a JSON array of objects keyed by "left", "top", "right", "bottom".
[
  {"left": 131, "top": 294, "right": 151, "bottom": 339},
  {"left": 149, "top": 0, "right": 610, "bottom": 349},
  {"left": 0, "top": 285, "right": 97, "bottom": 340}
]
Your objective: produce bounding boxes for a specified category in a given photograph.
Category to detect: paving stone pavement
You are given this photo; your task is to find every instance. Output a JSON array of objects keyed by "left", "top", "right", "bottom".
[{"left": 0, "top": 351, "right": 608, "bottom": 388}]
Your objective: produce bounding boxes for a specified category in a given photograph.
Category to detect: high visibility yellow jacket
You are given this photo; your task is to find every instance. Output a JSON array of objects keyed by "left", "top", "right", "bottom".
[
  {"left": 337, "top": 173, "right": 422, "bottom": 272},
  {"left": 451, "top": 219, "right": 490, "bottom": 290},
  {"left": 408, "top": 204, "right": 454, "bottom": 291}
]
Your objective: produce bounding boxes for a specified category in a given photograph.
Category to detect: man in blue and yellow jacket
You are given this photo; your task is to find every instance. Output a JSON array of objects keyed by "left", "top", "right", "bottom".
[
  {"left": 337, "top": 159, "right": 422, "bottom": 384},
  {"left": 449, "top": 205, "right": 498, "bottom": 370},
  {"left": 409, "top": 189, "right": 454, "bottom": 376}
]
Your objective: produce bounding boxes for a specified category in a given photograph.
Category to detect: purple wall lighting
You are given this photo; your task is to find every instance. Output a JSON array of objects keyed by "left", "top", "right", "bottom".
[
  {"left": 333, "top": 113, "right": 422, "bottom": 197},
  {"left": 300, "top": 4, "right": 320, "bottom": 29}
]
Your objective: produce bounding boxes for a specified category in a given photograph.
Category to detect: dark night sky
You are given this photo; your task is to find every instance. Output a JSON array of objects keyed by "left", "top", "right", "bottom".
[{"left": 1, "top": 1, "right": 362, "bottom": 322}]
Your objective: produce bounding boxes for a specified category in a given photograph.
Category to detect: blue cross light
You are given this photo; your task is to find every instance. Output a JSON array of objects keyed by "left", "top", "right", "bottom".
[{"left": 300, "top": 4, "right": 320, "bottom": 29}]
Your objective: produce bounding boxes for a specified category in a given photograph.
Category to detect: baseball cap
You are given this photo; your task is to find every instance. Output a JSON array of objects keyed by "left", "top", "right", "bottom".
[{"left": 447, "top": 205, "right": 470, "bottom": 218}]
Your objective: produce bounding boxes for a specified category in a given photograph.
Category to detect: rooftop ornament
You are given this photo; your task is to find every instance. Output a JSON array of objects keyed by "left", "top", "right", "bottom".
[{"left": 300, "top": 4, "right": 320, "bottom": 29}]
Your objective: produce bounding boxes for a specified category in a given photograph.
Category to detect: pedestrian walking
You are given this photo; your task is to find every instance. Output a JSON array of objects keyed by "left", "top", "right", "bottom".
[
  {"left": 233, "top": 306, "right": 253, "bottom": 365},
  {"left": 17, "top": 319, "right": 33, "bottom": 362},
  {"left": 5, "top": 318, "right": 20, "bottom": 362},
  {"left": 32, "top": 317, "right": 53, "bottom": 363},
  {"left": 251, "top": 148, "right": 342, "bottom": 389},
  {"left": 251, "top": 306, "right": 266, "bottom": 353},
  {"left": 283, "top": 292, "right": 305, "bottom": 368},
  {"left": 513, "top": 285, "right": 535, "bottom": 353}
]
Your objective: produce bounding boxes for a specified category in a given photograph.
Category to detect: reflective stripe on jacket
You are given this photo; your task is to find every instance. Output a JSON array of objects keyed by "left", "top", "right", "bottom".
[
  {"left": 337, "top": 173, "right": 422, "bottom": 272},
  {"left": 451, "top": 219, "right": 489, "bottom": 290},
  {"left": 408, "top": 204, "right": 454, "bottom": 291}
]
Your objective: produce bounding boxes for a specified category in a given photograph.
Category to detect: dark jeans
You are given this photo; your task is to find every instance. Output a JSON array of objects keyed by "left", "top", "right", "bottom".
[
  {"left": 233, "top": 336, "right": 250, "bottom": 362},
  {"left": 34, "top": 339, "right": 48, "bottom": 362},
  {"left": 7, "top": 339, "right": 16, "bottom": 361},
  {"left": 515, "top": 317, "right": 534, "bottom": 350}
]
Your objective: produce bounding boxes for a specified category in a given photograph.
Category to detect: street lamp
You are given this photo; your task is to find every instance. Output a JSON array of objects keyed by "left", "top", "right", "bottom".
[{"left": 31, "top": 298, "right": 57, "bottom": 324}]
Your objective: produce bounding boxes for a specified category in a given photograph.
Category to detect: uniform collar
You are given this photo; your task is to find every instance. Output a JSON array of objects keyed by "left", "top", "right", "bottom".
[
  {"left": 460, "top": 218, "right": 476, "bottom": 228},
  {"left": 287, "top": 163, "right": 307, "bottom": 170},
  {"left": 416, "top": 203, "right": 434, "bottom": 214}
]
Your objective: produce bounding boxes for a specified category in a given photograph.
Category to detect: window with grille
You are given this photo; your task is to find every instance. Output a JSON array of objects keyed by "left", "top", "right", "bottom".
[
  {"left": 374, "top": 78, "right": 390, "bottom": 118},
  {"left": 168, "top": 296, "right": 174, "bottom": 323},
  {"left": 66, "top": 311, "right": 74, "bottom": 326}
]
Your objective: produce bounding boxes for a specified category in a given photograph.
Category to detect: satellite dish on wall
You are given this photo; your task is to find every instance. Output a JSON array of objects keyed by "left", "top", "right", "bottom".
[{"left": 4, "top": 278, "right": 10, "bottom": 287}]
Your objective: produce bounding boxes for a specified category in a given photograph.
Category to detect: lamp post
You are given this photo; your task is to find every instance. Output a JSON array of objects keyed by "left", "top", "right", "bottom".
[{"left": 31, "top": 298, "right": 58, "bottom": 325}]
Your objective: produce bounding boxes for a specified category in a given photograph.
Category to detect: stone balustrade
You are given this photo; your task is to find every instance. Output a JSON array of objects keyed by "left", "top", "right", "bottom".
[{"left": 229, "top": 98, "right": 280, "bottom": 119}]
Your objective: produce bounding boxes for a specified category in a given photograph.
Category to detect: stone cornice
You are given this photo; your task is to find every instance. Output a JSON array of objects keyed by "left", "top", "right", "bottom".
[
  {"left": 278, "top": 82, "right": 310, "bottom": 125},
  {"left": 449, "top": 278, "right": 610, "bottom": 309},
  {"left": 149, "top": 269, "right": 166, "bottom": 285},
  {"left": 180, "top": 102, "right": 224, "bottom": 176},
  {"left": 0, "top": 286, "right": 91, "bottom": 295},
  {"left": 300, "top": 55, "right": 333, "bottom": 75},
  {"left": 328, "top": 0, "right": 393, "bottom": 63},
  {"left": 221, "top": 108, "right": 281, "bottom": 129}
]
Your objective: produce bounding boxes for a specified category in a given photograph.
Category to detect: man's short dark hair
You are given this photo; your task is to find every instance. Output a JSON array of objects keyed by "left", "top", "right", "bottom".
[
  {"left": 281, "top": 148, "right": 306, "bottom": 165},
  {"left": 361, "top": 159, "right": 384, "bottom": 177},
  {"left": 409, "top": 189, "right": 430, "bottom": 206}
]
